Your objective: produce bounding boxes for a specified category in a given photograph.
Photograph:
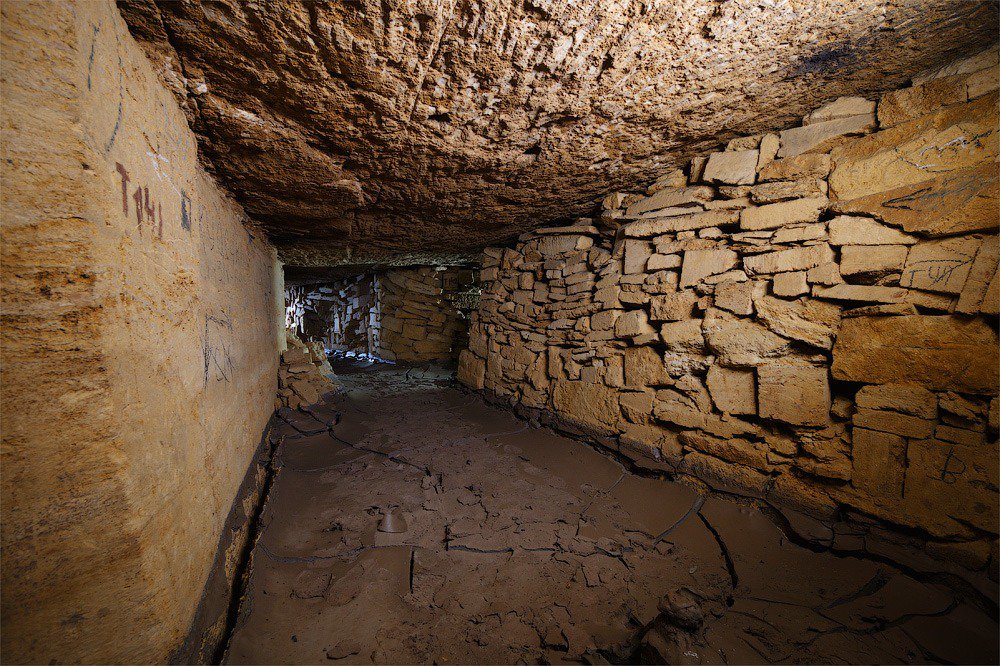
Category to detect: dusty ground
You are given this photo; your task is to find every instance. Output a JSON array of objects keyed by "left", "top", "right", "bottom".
[{"left": 224, "top": 362, "right": 998, "bottom": 665}]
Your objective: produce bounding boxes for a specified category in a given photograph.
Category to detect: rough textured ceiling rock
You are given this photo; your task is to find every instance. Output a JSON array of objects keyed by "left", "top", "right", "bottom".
[{"left": 120, "top": 0, "right": 995, "bottom": 268}]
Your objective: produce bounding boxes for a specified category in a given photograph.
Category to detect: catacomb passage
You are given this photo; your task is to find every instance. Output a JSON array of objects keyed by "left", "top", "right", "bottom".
[{"left": 1, "top": 1, "right": 998, "bottom": 664}]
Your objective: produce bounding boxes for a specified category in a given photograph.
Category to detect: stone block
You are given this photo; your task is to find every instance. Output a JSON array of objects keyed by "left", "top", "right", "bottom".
[
  {"left": 646, "top": 253, "right": 682, "bottom": 271},
  {"left": 620, "top": 390, "right": 655, "bottom": 424},
  {"left": 828, "top": 215, "right": 917, "bottom": 246},
  {"left": 851, "top": 427, "right": 906, "bottom": 499},
  {"left": 743, "top": 243, "right": 834, "bottom": 275},
  {"left": 778, "top": 113, "right": 876, "bottom": 157},
  {"left": 831, "top": 315, "right": 999, "bottom": 393},
  {"left": 679, "top": 248, "right": 738, "bottom": 288},
  {"left": 615, "top": 310, "right": 656, "bottom": 339},
  {"left": 905, "top": 437, "right": 998, "bottom": 535},
  {"left": 552, "top": 380, "right": 621, "bottom": 435},
  {"left": 706, "top": 366, "right": 756, "bottom": 415},
  {"left": 624, "top": 346, "right": 671, "bottom": 388},
  {"left": 703, "top": 149, "right": 758, "bottom": 185},
  {"left": 804, "top": 96, "right": 876, "bottom": 125},
  {"left": 772, "top": 271, "right": 808, "bottom": 297},
  {"left": 623, "top": 239, "right": 652, "bottom": 274},
  {"left": 623, "top": 209, "right": 739, "bottom": 237},
  {"left": 625, "top": 186, "right": 715, "bottom": 216},
  {"left": 750, "top": 180, "right": 825, "bottom": 204},
  {"left": 740, "top": 197, "right": 827, "bottom": 231},
  {"left": 660, "top": 319, "right": 706, "bottom": 353},
  {"left": 753, "top": 293, "right": 841, "bottom": 349},
  {"left": 757, "top": 133, "right": 780, "bottom": 171},
  {"left": 702, "top": 311, "right": 794, "bottom": 367},
  {"left": 758, "top": 153, "right": 832, "bottom": 181},
  {"left": 771, "top": 224, "right": 827, "bottom": 245},
  {"left": 855, "top": 383, "right": 937, "bottom": 419},
  {"left": 853, "top": 408, "right": 935, "bottom": 439},
  {"left": 811, "top": 283, "right": 907, "bottom": 303},
  {"left": 757, "top": 364, "right": 830, "bottom": 426},
  {"left": 649, "top": 291, "right": 699, "bottom": 321},
  {"left": 956, "top": 236, "right": 1000, "bottom": 314},
  {"left": 839, "top": 245, "right": 908, "bottom": 277},
  {"left": 900, "top": 236, "right": 980, "bottom": 294},
  {"left": 714, "top": 280, "right": 755, "bottom": 315}
]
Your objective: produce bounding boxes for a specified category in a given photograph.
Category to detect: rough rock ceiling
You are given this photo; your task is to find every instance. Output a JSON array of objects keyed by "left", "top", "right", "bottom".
[{"left": 120, "top": 0, "right": 996, "bottom": 268}]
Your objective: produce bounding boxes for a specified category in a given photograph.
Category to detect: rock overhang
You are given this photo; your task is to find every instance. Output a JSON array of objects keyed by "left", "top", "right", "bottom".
[{"left": 119, "top": 0, "right": 997, "bottom": 270}]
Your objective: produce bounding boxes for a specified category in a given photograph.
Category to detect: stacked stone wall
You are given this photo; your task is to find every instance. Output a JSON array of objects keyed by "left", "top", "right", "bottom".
[
  {"left": 287, "top": 274, "right": 375, "bottom": 353},
  {"left": 373, "top": 267, "right": 478, "bottom": 362},
  {"left": 460, "top": 48, "right": 999, "bottom": 578}
]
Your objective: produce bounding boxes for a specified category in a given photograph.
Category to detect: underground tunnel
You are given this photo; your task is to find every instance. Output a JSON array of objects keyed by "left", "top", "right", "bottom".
[{"left": 1, "top": 0, "right": 999, "bottom": 664}]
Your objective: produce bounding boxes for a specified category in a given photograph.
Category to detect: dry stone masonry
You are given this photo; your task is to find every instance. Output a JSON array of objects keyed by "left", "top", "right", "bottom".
[
  {"left": 277, "top": 333, "right": 338, "bottom": 410},
  {"left": 460, "top": 48, "right": 999, "bottom": 579},
  {"left": 286, "top": 274, "right": 375, "bottom": 354}
]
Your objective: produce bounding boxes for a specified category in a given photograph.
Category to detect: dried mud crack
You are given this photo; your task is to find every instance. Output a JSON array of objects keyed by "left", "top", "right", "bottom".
[{"left": 222, "top": 361, "right": 998, "bottom": 665}]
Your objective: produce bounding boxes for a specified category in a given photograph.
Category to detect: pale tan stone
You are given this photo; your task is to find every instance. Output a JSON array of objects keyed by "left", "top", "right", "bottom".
[
  {"left": 703, "top": 149, "right": 758, "bottom": 185},
  {"left": 804, "top": 96, "right": 876, "bottom": 125},
  {"left": 620, "top": 390, "right": 655, "bottom": 424},
  {"left": 702, "top": 311, "right": 795, "bottom": 367},
  {"left": 713, "top": 280, "right": 755, "bottom": 315},
  {"left": 623, "top": 239, "right": 652, "bottom": 274},
  {"left": 706, "top": 366, "right": 756, "bottom": 415},
  {"left": 623, "top": 209, "right": 740, "bottom": 237},
  {"left": 828, "top": 215, "right": 917, "bottom": 246},
  {"left": 758, "top": 153, "right": 832, "bottom": 182},
  {"left": 899, "top": 236, "right": 980, "bottom": 294},
  {"left": 832, "top": 315, "right": 999, "bottom": 393},
  {"left": 624, "top": 346, "right": 672, "bottom": 388},
  {"left": 615, "top": 310, "right": 656, "bottom": 339},
  {"left": 646, "top": 253, "right": 682, "bottom": 271},
  {"left": 753, "top": 293, "right": 841, "bottom": 350},
  {"left": 743, "top": 243, "right": 835, "bottom": 275},
  {"left": 679, "top": 248, "right": 738, "bottom": 288},
  {"left": 660, "top": 319, "right": 706, "bottom": 353},
  {"left": 772, "top": 271, "right": 808, "bottom": 297},
  {"left": 839, "top": 245, "right": 908, "bottom": 277},
  {"left": 626, "top": 186, "right": 716, "bottom": 216},
  {"left": 757, "top": 364, "right": 830, "bottom": 426},
  {"left": 806, "top": 262, "right": 842, "bottom": 285},
  {"left": 649, "top": 291, "right": 699, "bottom": 321},
  {"left": 778, "top": 113, "right": 876, "bottom": 157},
  {"left": 757, "top": 133, "right": 780, "bottom": 172},
  {"left": 750, "top": 180, "right": 825, "bottom": 204},
  {"left": 602, "top": 192, "right": 629, "bottom": 210},
  {"left": 457, "top": 350, "right": 486, "bottom": 390},
  {"left": 552, "top": 380, "right": 620, "bottom": 434},
  {"left": 740, "top": 197, "right": 827, "bottom": 231}
]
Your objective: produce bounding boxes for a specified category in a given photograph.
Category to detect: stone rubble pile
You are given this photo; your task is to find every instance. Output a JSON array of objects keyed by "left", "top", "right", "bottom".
[
  {"left": 372, "top": 267, "right": 479, "bottom": 362},
  {"left": 459, "top": 48, "right": 999, "bottom": 576},
  {"left": 277, "top": 333, "right": 338, "bottom": 410}
]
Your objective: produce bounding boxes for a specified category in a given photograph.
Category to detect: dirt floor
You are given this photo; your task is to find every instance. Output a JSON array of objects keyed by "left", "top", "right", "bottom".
[{"left": 223, "top": 361, "right": 999, "bottom": 665}]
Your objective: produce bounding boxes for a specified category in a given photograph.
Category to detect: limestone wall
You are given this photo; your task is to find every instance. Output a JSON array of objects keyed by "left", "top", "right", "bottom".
[
  {"left": 460, "top": 49, "right": 999, "bottom": 577},
  {"left": 1, "top": 2, "right": 280, "bottom": 663},
  {"left": 370, "top": 267, "right": 478, "bottom": 362}
]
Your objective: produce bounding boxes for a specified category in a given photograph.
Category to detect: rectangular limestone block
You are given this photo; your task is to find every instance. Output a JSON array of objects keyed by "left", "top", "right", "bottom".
[
  {"left": 743, "top": 243, "right": 834, "bottom": 275},
  {"left": 855, "top": 383, "right": 937, "bottom": 419},
  {"left": 757, "top": 364, "right": 830, "bottom": 426},
  {"left": 831, "top": 315, "right": 999, "bottom": 393},
  {"left": 740, "top": 197, "right": 827, "bottom": 231},
  {"left": 679, "top": 248, "right": 738, "bottom": 288},
  {"left": 839, "top": 245, "right": 908, "bottom": 277},
  {"left": 899, "top": 236, "right": 981, "bottom": 294},
  {"left": 904, "top": 437, "right": 999, "bottom": 535},
  {"left": 804, "top": 96, "right": 876, "bottom": 125},
  {"left": 706, "top": 365, "right": 756, "bottom": 415},
  {"left": 625, "top": 186, "right": 715, "bottom": 216},
  {"left": 758, "top": 153, "right": 832, "bottom": 182},
  {"left": 828, "top": 215, "right": 917, "bottom": 246},
  {"left": 853, "top": 408, "right": 935, "bottom": 439},
  {"left": 878, "top": 75, "right": 968, "bottom": 129},
  {"left": 778, "top": 113, "right": 876, "bottom": 157},
  {"left": 552, "top": 380, "right": 621, "bottom": 435},
  {"left": 703, "top": 149, "right": 759, "bottom": 185},
  {"left": 956, "top": 236, "right": 1000, "bottom": 314},
  {"left": 649, "top": 291, "right": 699, "bottom": 321},
  {"left": 623, "top": 209, "right": 739, "bottom": 237},
  {"left": 851, "top": 427, "right": 906, "bottom": 499}
]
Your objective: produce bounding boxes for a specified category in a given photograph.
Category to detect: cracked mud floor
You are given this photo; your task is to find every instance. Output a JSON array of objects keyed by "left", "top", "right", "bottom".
[{"left": 224, "top": 362, "right": 998, "bottom": 665}]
